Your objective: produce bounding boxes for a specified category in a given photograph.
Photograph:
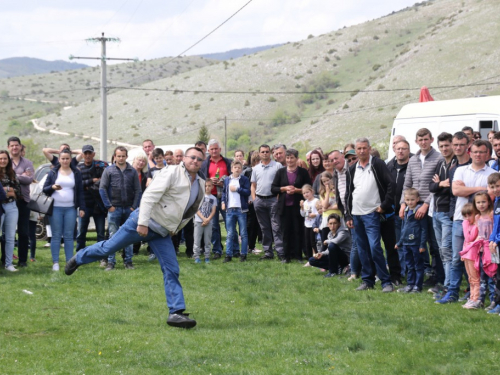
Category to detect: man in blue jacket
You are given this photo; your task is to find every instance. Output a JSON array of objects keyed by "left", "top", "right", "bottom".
[{"left": 99, "top": 146, "right": 141, "bottom": 270}]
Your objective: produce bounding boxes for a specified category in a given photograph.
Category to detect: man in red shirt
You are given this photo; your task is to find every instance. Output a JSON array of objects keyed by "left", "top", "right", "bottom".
[{"left": 200, "top": 139, "right": 234, "bottom": 259}]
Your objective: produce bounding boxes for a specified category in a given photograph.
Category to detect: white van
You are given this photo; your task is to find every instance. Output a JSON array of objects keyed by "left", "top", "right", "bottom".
[{"left": 388, "top": 96, "right": 500, "bottom": 160}]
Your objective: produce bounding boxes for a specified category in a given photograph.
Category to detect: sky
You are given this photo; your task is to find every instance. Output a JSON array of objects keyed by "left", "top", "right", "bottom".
[{"left": 0, "top": 0, "right": 419, "bottom": 65}]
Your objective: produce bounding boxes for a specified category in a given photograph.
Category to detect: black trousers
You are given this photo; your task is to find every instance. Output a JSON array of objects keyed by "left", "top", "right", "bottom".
[
  {"left": 184, "top": 218, "right": 194, "bottom": 258},
  {"left": 247, "top": 203, "right": 262, "bottom": 249},
  {"left": 304, "top": 226, "right": 317, "bottom": 259},
  {"left": 281, "top": 206, "right": 303, "bottom": 260},
  {"left": 16, "top": 200, "right": 30, "bottom": 264},
  {"left": 380, "top": 216, "right": 402, "bottom": 282},
  {"left": 309, "top": 242, "right": 349, "bottom": 274}
]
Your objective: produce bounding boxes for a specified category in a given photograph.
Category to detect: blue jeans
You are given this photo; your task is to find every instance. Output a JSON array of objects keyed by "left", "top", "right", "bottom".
[
  {"left": 394, "top": 215, "right": 406, "bottom": 278},
  {"left": 448, "top": 219, "right": 467, "bottom": 296},
  {"left": 403, "top": 245, "right": 425, "bottom": 289},
  {"left": 1, "top": 201, "right": 19, "bottom": 267},
  {"left": 225, "top": 208, "right": 248, "bottom": 257},
  {"left": 75, "top": 209, "right": 186, "bottom": 314},
  {"left": 349, "top": 228, "right": 361, "bottom": 275},
  {"left": 107, "top": 206, "right": 133, "bottom": 264},
  {"left": 353, "top": 212, "right": 391, "bottom": 287},
  {"left": 211, "top": 198, "right": 239, "bottom": 254},
  {"left": 49, "top": 206, "right": 77, "bottom": 263},
  {"left": 433, "top": 212, "right": 453, "bottom": 287},
  {"left": 76, "top": 205, "right": 106, "bottom": 251}
]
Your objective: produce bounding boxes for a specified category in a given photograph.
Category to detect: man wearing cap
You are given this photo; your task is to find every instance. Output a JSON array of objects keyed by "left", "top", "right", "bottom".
[{"left": 76, "top": 145, "right": 109, "bottom": 251}]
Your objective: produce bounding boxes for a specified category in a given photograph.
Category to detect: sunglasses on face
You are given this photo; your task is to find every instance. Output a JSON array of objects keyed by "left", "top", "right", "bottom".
[{"left": 185, "top": 155, "right": 204, "bottom": 162}]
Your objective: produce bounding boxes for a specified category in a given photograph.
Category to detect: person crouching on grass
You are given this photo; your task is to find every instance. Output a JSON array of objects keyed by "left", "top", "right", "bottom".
[
  {"left": 309, "top": 214, "right": 351, "bottom": 278},
  {"left": 395, "top": 188, "right": 428, "bottom": 293},
  {"left": 221, "top": 160, "right": 250, "bottom": 263}
]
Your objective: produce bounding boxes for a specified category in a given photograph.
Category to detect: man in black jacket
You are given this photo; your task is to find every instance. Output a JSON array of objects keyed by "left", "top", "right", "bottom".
[
  {"left": 429, "top": 132, "right": 456, "bottom": 294},
  {"left": 345, "top": 138, "right": 395, "bottom": 292},
  {"left": 387, "top": 139, "right": 412, "bottom": 281},
  {"left": 76, "top": 145, "right": 108, "bottom": 251},
  {"left": 99, "top": 146, "right": 141, "bottom": 270}
]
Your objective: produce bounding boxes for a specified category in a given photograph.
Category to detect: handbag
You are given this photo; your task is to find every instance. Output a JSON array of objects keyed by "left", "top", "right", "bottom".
[{"left": 27, "top": 193, "right": 54, "bottom": 216}]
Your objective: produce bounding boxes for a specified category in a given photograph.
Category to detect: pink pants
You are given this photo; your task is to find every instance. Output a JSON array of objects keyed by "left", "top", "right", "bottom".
[{"left": 464, "top": 259, "right": 480, "bottom": 302}]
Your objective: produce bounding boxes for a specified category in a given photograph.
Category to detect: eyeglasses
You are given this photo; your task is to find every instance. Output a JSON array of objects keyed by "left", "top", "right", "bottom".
[
  {"left": 395, "top": 148, "right": 409, "bottom": 151},
  {"left": 347, "top": 157, "right": 358, "bottom": 162},
  {"left": 185, "top": 155, "right": 204, "bottom": 162}
]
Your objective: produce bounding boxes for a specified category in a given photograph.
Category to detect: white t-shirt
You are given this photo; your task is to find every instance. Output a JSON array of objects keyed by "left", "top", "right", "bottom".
[
  {"left": 52, "top": 172, "right": 75, "bottom": 207},
  {"left": 352, "top": 158, "right": 381, "bottom": 215},
  {"left": 227, "top": 176, "right": 241, "bottom": 209},
  {"left": 302, "top": 198, "right": 319, "bottom": 228},
  {"left": 453, "top": 163, "right": 494, "bottom": 221}
]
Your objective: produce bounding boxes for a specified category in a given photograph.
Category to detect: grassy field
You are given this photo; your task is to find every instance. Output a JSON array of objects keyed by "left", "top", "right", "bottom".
[{"left": 1, "top": 232, "right": 499, "bottom": 374}]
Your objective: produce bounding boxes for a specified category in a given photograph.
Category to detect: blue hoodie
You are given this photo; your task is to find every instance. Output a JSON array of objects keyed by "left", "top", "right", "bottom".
[{"left": 397, "top": 203, "right": 428, "bottom": 248}]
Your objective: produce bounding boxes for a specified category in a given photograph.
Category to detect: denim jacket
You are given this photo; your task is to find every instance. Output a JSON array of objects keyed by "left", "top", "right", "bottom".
[{"left": 397, "top": 203, "right": 428, "bottom": 248}]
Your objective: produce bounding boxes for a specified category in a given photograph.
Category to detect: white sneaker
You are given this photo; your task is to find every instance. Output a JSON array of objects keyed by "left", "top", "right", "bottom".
[
  {"left": 44, "top": 243, "right": 51, "bottom": 248},
  {"left": 52, "top": 263, "right": 60, "bottom": 271},
  {"left": 5, "top": 265, "right": 18, "bottom": 272}
]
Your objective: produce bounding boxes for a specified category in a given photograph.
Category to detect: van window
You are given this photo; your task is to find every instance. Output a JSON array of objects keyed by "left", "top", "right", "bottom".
[{"left": 480, "top": 120, "right": 494, "bottom": 140}]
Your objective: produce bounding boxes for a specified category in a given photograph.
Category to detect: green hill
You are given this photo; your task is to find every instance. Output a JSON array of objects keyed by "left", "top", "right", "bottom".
[
  {"left": 4, "top": 0, "right": 500, "bottom": 162},
  {"left": 0, "top": 57, "right": 88, "bottom": 78}
]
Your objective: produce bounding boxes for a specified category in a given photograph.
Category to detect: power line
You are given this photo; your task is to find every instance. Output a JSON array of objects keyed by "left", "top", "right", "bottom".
[{"left": 116, "top": 0, "right": 254, "bottom": 86}]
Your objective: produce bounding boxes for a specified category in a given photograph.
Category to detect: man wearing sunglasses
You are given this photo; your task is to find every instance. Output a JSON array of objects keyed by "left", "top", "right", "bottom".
[{"left": 65, "top": 147, "right": 206, "bottom": 329}]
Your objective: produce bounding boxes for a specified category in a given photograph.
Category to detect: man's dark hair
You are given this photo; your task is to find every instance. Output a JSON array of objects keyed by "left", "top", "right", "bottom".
[
  {"left": 462, "top": 126, "right": 474, "bottom": 133},
  {"left": 195, "top": 141, "right": 207, "bottom": 148},
  {"left": 259, "top": 144, "right": 270, "bottom": 152},
  {"left": 152, "top": 148, "right": 164, "bottom": 158},
  {"left": 7, "top": 136, "right": 21, "bottom": 146},
  {"left": 327, "top": 213, "right": 341, "bottom": 224},
  {"left": 453, "top": 131, "right": 469, "bottom": 143},
  {"left": 492, "top": 132, "right": 500, "bottom": 141},
  {"left": 415, "top": 128, "right": 432, "bottom": 139},
  {"left": 185, "top": 147, "right": 204, "bottom": 158},
  {"left": 437, "top": 132, "right": 453, "bottom": 143},
  {"left": 471, "top": 140, "right": 491, "bottom": 157},
  {"left": 142, "top": 139, "right": 154, "bottom": 146},
  {"left": 113, "top": 146, "right": 128, "bottom": 156},
  {"left": 395, "top": 139, "right": 410, "bottom": 148},
  {"left": 272, "top": 143, "right": 287, "bottom": 151},
  {"left": 234, "top": 149, "right": 244, "bottom": 157}
]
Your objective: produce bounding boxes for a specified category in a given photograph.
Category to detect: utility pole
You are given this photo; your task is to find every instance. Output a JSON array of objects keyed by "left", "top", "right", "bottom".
[{"left": 70, "top": 33, "right": 137, "bottom": 160}]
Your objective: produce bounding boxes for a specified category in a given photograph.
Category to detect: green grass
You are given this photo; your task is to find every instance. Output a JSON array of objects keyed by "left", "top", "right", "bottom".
[{"left": 1, "top": 232, "right": 500, "bottom": 374}]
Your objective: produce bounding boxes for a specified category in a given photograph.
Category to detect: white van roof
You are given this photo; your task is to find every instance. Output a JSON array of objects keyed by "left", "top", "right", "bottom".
[{"left": 396, "top": 95, "right": 500, "bottom": 119}]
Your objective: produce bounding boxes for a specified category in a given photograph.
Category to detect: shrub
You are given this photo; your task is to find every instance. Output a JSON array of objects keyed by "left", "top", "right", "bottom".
[
  {"left": 268, "top": 97, "right": 277, "bottom": 102},
  {"left": 372, "top": 64, "right": 381, "bottom": 71},
  {"left": 343, "top": 104, "right": 349, "bottom": 109},
  {"left": 244, "top": 100, "right": 250, "bottom": 107}
]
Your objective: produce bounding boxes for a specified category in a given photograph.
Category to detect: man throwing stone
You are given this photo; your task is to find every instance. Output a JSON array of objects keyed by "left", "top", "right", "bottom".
[{"left": 65, "top": 147, "right": 206, "bottom": 328}]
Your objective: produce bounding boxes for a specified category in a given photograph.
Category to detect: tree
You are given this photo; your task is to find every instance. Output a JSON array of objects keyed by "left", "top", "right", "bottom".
[{"left": 197, "top": 125, "right": 210, "bottom": 144}]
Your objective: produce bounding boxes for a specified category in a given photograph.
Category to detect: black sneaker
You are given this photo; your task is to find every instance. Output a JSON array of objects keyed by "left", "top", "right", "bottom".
[
  {"left": 410, "top": 287, "right": 422, "bottom": 294},
  {"left": 167, "top": 312, "right": 197, "bottom": 329},
  {"left": 212, "top": 253, "right": 222, "bottom": 260},
  {"left": 428, "top": 283, "right": 444, "bottom": 294},
  {"left": 240, "top": 255, "right": 247, "bottom": 262},
  {"left": 105, "top": 263, "right": 115, "bottom": 271},
  {"left": 18, "top": 262, "right": 28, "bottom": 268},
  {"left": 324, "top": 272, "right": 336, "bottom": 278},
  {"left": 397, "top": 285, "right": 413, "bottom": 293},
  {"left": 356, "top": 282, "right": 374, "bottom": 291},
  {"left": 260, "top": 254, "right": 274, "bottom": 260},
  {"left": 382, "top": 284, "right": 395, "bottom": 293},
  {"left": 223, "top": 256, "right": 232, "bottom": 263},
  {"left": 233, "top": 252, "right": 240, "bottom": 258},
  {"left": 65, "top": 256, "right": 79, "bottom": 276},
  {"left": 125, "top": 262, "right": 135, "bottom": 270}
]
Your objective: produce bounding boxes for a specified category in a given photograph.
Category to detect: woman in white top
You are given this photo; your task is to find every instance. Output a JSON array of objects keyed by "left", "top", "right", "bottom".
[{"left": 43, "top": 149, "right": 86, "bottom": 271}]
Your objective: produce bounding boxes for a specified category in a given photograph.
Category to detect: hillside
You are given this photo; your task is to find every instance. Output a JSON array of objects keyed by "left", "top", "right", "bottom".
[
  {"left": 0, "top": 57, "right": 88, "bottom": 78},
  {"left": 7, "top": 0, "right": 500, "bottom": 161},
  {"left": 200, "top": 44, "right": 283, "bottom": 60}
]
